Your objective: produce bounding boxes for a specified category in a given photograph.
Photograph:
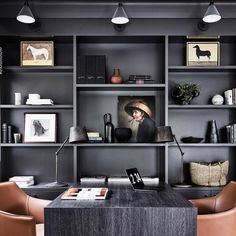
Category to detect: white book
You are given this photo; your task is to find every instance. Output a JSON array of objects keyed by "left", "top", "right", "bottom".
[
  {"left": 15, "top": 180, "right": 34, "bottom": 188},
  {"left": 28, "top": 94, "right": 40, "bottom": 100},
  {"left": 87, "top": 132, "right": 100, "bottom": 138},
  {"left": 26, "top": 99, "right": 54, "bottom": 105},
  {"left": 9, "top": 176, "right": 34, "bottom": 182},
  {"left": 80, "top": 176, "right": 107, "bottom": 183}
]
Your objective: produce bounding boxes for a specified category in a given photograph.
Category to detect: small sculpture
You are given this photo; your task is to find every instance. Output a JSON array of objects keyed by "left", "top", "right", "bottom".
[{"left": 212, "top": 94, "right": 224, "bottom": 105}]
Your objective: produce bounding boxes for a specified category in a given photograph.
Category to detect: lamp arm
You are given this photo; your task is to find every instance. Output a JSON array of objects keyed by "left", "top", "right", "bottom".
[
  {"left": 173, "top": 134, "right": 184, "bottom": 157},
  {"left": 55, "top": 136, "right": 69, "bottom": 156}
]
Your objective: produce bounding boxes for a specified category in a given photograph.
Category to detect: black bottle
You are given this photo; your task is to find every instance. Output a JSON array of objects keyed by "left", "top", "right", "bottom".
[{"left": 104, "top": 113, "right": 114, "bottom": 143}]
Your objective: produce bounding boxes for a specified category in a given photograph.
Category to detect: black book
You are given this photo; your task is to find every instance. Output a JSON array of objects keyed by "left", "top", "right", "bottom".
[
  {"left": 8, "top": 125, "right": 12, "bottom": 143},
  {"left": 2, "top": 123, "right": 7, "bottom": 143}
]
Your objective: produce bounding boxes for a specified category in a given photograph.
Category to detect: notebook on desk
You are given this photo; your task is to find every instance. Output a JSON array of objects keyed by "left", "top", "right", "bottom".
[{"left": 126, "top": 168, "right": 162, "bottom": 191}]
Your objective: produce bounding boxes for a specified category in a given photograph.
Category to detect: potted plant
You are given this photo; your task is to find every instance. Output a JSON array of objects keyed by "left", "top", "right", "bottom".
[{"left": 171, "top": 82, "right": 200, "bottom": 105}]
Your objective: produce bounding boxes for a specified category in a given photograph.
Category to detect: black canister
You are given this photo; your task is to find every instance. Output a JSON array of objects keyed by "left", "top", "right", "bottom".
[
  {"left": 104, "top": 113, "right": 114, "bottom": 143},
  {"left": 206, "top": 120, "right": 220, "bottom": 143}
]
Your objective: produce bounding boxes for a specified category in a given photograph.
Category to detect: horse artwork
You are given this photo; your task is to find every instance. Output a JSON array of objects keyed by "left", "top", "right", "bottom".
[
  {"left": 21, "top": 41, "right": 54, "bottom": 66},
  {"left": 187, "top": 41, "right": 220, "bottom": 66},
  {"left": 27, "top": 45, "right": 49, "bottom": 61}
]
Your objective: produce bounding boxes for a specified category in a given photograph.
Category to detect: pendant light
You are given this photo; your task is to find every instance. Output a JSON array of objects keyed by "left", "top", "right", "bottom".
[
  {"left": 17, "top": 0, "right": 35, "bottom": 24},
  {"left": 111, "top": 3, "right": 129, "bottom": 25},
  {"left": 203, "top": 0, "right": 221, "bottom": 23}
]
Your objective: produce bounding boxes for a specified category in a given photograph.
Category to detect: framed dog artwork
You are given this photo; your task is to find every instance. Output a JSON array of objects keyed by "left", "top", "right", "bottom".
[
  {"left": 186, "top": 41, "right": 220, "bottom": 66},
  {"left": 20, "top": 41, "right": 54, "bottom": 66},
  {"left": 24, "top": 113, "right": 57, "bottom": 143}
]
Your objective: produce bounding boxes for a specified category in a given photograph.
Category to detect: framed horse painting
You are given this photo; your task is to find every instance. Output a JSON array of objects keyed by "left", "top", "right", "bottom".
[
  {"left": 186, "top": 41, "right": 220, "bottom": 66},
  {"left": 24, "top": 113, "right": 57, "bottom": 143},
  {"left": 20, "top": 41, "right": 54, "bottom": 66}
]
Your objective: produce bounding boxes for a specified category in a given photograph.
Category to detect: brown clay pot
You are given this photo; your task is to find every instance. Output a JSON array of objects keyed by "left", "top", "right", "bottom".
[{"left": 111, "top": 68, "right": 123, "bottom": 84}]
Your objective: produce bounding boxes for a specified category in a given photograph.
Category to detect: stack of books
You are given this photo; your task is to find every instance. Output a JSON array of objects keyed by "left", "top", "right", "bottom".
[
  {"left": 26, "top": 94, "right": 54, "bottom": 105},
  {"left": 126, "top": 75, "right": 154, "bottom": 84},
  {"left": 9, "top": 176, "right": 34, "bottom": 187},
  {"left": 226, "top": 124, "right": 236, "bottom": 143},
  {"left": 80, "top": 175, "right": 107, "bottom": 184},
  {"left": 87, "top": 132, "right": 103, "bottom": 143},
  {"left": 61, "top": 187, "right": 109, "bottom": 200}
]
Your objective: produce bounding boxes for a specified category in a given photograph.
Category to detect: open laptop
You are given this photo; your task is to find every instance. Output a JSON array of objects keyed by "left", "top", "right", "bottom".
[{"left": 126, "top": 168, "right": 163, "bottom": 191}]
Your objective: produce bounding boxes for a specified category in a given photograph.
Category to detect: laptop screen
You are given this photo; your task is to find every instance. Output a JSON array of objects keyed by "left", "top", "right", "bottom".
[{"left": 126, "top": 168, "right": 145, "bottom": 189}]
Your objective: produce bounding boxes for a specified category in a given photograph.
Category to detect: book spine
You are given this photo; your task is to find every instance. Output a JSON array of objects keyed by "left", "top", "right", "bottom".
[
  {"left": 226, "top": 125, "right": 231, "bottom": 143},
  {"left": 2, "top": 123, "right": 7, "bottom": 143},
  {"left": 230, "top": 125, "right": 234, "bottom": 143},
  {"left": 8, "top": 125, "right": 12, "bottom": 143}
]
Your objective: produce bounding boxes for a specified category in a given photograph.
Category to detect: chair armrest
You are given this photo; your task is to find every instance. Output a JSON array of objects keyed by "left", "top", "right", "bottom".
[
  {"left": 197, "top": 207, "right": 236, "bottom": 236},
  {"left": 27, "top": 196, "right": 51, "bottom": 224},
  {"left": 189, "top": 196, "right": 216, "bottom": 214},
  {"left": 0, "top": 210, "right": 36, "bottom": 236}
]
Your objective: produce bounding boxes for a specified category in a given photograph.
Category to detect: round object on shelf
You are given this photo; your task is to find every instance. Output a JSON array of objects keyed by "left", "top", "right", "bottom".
[
  {"left": 114, "top": 128, "right": 132, "bottom": 143},
  {"left": 181, "top": 136, "right": 203, "bottom": 143},
  {"left": 212, "top": 94, "right": 224, "bottom": 105}
]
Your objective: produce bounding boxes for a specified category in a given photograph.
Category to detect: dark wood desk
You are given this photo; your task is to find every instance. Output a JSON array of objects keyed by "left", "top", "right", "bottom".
[{"left": 45, "top": 184, "right": 197, "bottom": 236}]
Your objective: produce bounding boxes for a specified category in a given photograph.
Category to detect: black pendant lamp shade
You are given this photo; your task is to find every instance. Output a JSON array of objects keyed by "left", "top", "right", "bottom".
[
  {"left": 203, "top": 0, "right": 221, "bottom": 23},
  {"left": 111, "top": 3, "right": 129, "bottom": 25},
  {"left": 17, "top": 0, "right": 35, "bottom": 24}
]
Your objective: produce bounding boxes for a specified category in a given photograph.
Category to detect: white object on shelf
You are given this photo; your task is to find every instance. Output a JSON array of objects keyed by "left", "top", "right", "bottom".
[
  {"left": 224, "top": 90, "right": 233, "bottom": 105},
  {"left": 80, "top": 176, "right": 107, "bottom": 184},
  {"left": 26, "top": 99, "right": 54, "bottom": 105},
  {"left": 108, "top": 177, "right": 159, "bottom": 185},
  {"left": 14, "top": 92, "right": 22, "bottom": 105},
  {"left": 28, "top": 94, "right": 40, "bottom": 100},
  {"left": 212, "top": 94, "right": 224, "bottom": 105},
  {"left": 9, "top": 176, "right": 34, "bottom": 187}
]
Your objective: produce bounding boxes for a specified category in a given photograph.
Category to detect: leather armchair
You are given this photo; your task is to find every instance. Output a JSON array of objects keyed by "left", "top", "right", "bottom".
[
  {"left": 190, "top": 181, "right": 236, "bottom": 236},
  {"left": 0, "top": 181, "right": 51, "bottom": 236}
]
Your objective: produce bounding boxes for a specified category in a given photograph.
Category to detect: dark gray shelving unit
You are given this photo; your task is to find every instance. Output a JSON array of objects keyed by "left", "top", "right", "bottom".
[
  {"left": 168, "top": 35, "right": 236, "bottom": 198},
  {"left": 1, "top": 34, "right": 235, "bottom": 200}
]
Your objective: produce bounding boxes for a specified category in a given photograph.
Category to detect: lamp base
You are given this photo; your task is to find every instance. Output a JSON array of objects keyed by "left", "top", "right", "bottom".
[
  {"left": 172, "top": 183, "right": 192, "bottom": 188},
  {"left": 45, "top": 181, "right": 68, "bottom": 187}
]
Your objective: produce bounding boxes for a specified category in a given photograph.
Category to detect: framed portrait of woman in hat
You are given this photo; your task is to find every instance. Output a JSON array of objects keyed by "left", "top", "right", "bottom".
[{"left": 118, "top": 96, "right": 156, "bottom": 143}]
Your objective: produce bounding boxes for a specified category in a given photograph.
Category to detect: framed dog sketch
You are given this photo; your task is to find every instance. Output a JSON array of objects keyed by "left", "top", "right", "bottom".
[
  {"left": 24, "top": 113, "right": 57, "bottom": 143},
  {"left": 186, "top": 42, "right": 220, "bottom": 66},
  {"left": 20, "top": 41, "right": 54, "bottom": 66}
]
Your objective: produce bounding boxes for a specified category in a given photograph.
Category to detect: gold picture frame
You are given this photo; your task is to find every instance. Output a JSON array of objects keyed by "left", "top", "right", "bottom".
[
  {"left": 186, "top": 41, "right": 220, "bottom": 66},
  {"left": 20, "top": 41, "right": 54, "bottom": 66}
]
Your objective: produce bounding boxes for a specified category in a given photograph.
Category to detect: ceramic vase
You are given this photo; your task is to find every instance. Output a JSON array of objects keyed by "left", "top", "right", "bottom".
[{"left": 111, "top": 68, "right": 123, "bottom": 84}]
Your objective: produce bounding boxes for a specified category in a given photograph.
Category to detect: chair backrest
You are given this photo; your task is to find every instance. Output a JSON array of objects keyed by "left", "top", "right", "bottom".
[
  {"left": 215, "top": 181, "right": 236, "bottom": 213},
  {"left": 0, "top": 181, "right": 28, "bottom": 215}
]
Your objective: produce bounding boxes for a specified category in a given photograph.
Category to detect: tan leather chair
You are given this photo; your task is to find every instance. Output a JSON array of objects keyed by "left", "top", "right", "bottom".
[
  {"left": 0, "top": 181, "right": 51, "bottom": 236},
  {"left": 190, "top": 181, "right": 236, "bottom": 236}
]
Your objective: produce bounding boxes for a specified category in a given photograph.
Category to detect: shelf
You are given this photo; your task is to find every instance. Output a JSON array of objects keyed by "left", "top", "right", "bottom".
[
  {"left": 1, "top": 143, "right": 74, "bottom": 147},
  {"left": 169, "top": 66, "right": 236, "bottom": 73},
  {"left": 3, "top": 66, "right": 73, "bottom": 73},
  {"left": 74, "top": 143, "right": 166, "bottom": 147},
  {"left": 168, "top": 105, "right": 236, "bottom": 109},
  {"left": 169, "top": 143, "right": 236, "bottom": 147},
  {"left": 21, "top": 183, "right": 72, "bottom": 190},
  {"left": 173, "top": 186, "right": 223, "bottom": 191},
  {"left": 0, "top": 105, "right": 73, "bottom": 109},
  {"left": 76, "top": 84, "right": 165, "bottom": 90}
]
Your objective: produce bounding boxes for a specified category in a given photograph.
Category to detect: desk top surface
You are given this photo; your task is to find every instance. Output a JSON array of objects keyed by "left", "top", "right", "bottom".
[{"left": 46, "top": 183, "right": 195, "bottom": 209}]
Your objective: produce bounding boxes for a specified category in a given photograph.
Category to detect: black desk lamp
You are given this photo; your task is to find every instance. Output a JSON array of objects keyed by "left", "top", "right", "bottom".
[
  {"left": 46, "top": 126, "right": 88, "bottom": 187},
  {"left": 156, "top": 126, "right": 191, "bottom": 188}
]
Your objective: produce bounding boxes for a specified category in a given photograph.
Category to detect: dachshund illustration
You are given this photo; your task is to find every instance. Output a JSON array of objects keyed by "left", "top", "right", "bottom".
[
  {"left": 193, "top": 45, "right": 211, "bottom": 61},
  {"left": 33, "top": 120, "right": 48, "bottom": 136}
]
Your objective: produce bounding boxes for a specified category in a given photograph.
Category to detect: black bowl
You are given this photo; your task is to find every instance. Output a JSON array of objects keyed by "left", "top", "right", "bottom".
[
  {"left": 115, "top": 128, "right": 132, "bottom": 143},
  {"left": 181, "top": 136, "right": 203, "bottom": 143}
]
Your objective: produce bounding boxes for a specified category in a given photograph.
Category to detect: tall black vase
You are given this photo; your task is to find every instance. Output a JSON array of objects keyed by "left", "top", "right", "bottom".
[{"left": 206, "top": 120, "right": 220, "bottom": 143}]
